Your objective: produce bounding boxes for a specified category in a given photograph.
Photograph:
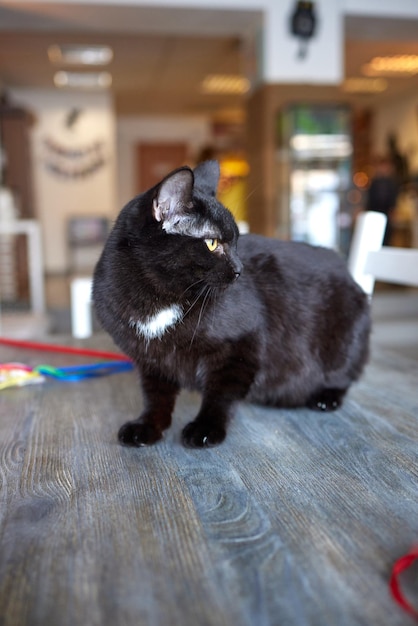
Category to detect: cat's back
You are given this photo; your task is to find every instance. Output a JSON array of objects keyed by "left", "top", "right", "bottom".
[
  {"left": 238, "top": 233, "right": 352, "bottom": 284},
  {"left": 234, "top": 233, "right": 369, "bottom": 407}
]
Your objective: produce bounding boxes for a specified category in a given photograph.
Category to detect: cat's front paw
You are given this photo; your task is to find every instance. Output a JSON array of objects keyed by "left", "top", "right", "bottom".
[
  {"left": 118, "top": 421, "right": 163, "bottom": 447},
  {"left": 181, "top": 420, "right": 226, "bottom": 448}
]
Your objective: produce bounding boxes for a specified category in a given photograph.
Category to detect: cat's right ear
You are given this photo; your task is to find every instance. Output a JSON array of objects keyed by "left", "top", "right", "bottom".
[
  {"left": 152, "top": 168, "right": 194, "bottom": 227},
  {"left": 193, "top": 160, "right": 220, "bottom": 197}
]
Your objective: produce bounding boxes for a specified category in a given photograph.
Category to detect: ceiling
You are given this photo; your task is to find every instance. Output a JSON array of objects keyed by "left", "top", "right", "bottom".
[{"left": 0, "top": 2, "right": 418, "bottom": 119}]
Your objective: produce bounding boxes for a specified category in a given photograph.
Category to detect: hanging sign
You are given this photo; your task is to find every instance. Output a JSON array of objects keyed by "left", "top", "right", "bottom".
[{"left": 42, "top": 136, "right": 107, "bottom": 179}]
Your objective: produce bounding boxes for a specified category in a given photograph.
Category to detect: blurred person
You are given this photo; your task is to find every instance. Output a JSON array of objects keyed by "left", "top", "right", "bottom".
[{"left": 366, "top": 157, "right": 399, "bottom": 245}]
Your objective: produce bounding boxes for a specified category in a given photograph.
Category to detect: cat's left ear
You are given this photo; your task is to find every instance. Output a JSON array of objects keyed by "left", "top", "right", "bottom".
[
  {"left": 153, "top": 167, "right": 194, "bottom": 226},
  {"left": 193, "top": 160, "right": 220, "bottom": 197}
]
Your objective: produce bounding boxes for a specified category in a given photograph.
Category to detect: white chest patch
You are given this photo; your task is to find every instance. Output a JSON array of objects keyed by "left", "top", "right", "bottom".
[{"left": 129, "top": 305, "right": 183, "bottom": 341}]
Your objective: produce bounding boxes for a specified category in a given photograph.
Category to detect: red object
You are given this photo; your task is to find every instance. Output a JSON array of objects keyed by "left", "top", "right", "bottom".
[
  {"left": 390, "top": 548, "right": 418, "bottom": 618},
  {"left": 0, "top": 337, "right": 132, "bottom": 362},
  {"left": 0, "top": 363, "right": 33, "bottom": 371}
]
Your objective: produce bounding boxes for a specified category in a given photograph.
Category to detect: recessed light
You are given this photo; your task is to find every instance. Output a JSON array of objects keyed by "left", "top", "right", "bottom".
[
  {"left": 201, "top": 75, "right": 250, "bottom": 95},
  {"left": 53, "top": 71, "right": 112, "bottom": 89},
  {"left": 48, "top": 44, "right": 113, "bottom": 66},
  {"left": 362, "top": 55, "right": 418, "bottom": 76},
  {"left": 342, "top": 77, "right": 388, "bottom": 93}
]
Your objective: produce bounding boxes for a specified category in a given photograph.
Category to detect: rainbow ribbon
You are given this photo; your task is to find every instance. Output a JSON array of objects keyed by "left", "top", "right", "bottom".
[
  {"left": 0, "top": 360, "right": 134, "bottom": 391},
  {"left": 0, "top": 338, "right": 134, "bottom": 391}
]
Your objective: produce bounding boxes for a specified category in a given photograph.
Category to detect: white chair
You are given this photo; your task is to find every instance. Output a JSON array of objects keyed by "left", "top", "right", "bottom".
[{"left": 348, "top": 211, "right": 418, "bottom": 296}]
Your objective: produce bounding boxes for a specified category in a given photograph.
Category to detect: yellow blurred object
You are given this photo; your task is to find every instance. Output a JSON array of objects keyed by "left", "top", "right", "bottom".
[{"left": 218, "top": 157, "right": 249, "bottom": 223}]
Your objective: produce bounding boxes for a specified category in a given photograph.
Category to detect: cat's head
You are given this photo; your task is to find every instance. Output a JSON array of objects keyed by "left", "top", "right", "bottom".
[
  {"left": 152, "top": 160, "right": 236, "bottom": 241},
  {"left": 118, "top": 160, "right": 242, "bottom": 298}
]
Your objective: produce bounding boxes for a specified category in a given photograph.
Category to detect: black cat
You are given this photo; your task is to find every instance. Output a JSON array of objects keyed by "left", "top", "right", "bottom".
[{"left": 93, "top": 160, "right": 370, "bottom": 448}]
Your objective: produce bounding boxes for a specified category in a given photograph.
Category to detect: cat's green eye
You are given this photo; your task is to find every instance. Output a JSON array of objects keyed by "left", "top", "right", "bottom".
[{"left": 204, "top": 238, "right": 218, "bottom": 252}]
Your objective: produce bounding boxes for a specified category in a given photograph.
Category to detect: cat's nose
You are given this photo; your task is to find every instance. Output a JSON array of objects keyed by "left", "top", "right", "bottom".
[
  {"left": 231, "top": 257, "right": 242, "bottom": 281},
  {"left": 230, "top": 252, "right": 242, "bottom": 281}
]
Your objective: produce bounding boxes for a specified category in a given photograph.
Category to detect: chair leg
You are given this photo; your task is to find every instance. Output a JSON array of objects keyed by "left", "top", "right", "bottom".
[{"left": 70, "top": 277, "right": 93, "bottom": 338}]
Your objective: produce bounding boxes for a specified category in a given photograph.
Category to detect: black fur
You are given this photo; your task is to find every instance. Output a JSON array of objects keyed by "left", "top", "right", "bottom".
[{"left": 93, "top": 160, "right": 370, "bottom": 448}]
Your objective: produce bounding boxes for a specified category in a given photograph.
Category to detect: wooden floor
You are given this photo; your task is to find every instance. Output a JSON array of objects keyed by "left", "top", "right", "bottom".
[{"left": 0, "top": 292, "right": 417, "bottom": 626}]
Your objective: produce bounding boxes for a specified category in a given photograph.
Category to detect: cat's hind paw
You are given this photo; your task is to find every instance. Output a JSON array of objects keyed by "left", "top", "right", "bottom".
[
  {"left": 118, "top": 421, "right": 163, "bottom": 447},
  {"left": 181, "top": 420, "right": 226, "bottom": 448},
  {"left": 306, "top": 388, "right": 346, "bottom": 412}
]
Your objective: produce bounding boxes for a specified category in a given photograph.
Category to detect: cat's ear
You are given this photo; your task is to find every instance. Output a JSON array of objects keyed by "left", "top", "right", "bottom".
[
  {"left": 193, "top": 160, "right": 220, "bottom": 197},
  {"left": 153, "top": 167, "right": 194, "bottom": 226}
]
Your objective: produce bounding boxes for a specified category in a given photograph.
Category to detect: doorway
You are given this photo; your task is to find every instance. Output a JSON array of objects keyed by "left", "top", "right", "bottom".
[{"left": 136, "top": 142, "right": 189, "bottom": 192}]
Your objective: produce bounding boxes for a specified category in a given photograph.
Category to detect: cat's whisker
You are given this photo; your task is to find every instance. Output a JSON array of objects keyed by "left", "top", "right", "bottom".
[
  {"left": 183, "top": 284, "right": 208, "bottom": 318},
  {"left": 181, "top": 278, "right": 205, "bottom": 298},
  {"left": 209, "top": 288, "right": 220, "bottom": 329},
  {"left": 243, "top": 180, "right": 263, "bottom": 203},
  {"left": 198, "top": 287, "right": 211, "bottom": 326},
  {"left": 189, "top": 285, "right": 211, "bottom": 347}
]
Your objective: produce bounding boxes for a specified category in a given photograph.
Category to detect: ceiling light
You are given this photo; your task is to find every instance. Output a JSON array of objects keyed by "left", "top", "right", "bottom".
[
  {"left": 54, "top": 71, "right": 112, "bottom": 89},
  {"left": 201, "top": 75, "right": 250, "bottom": 95},
  {"left": 362, "top": 55, "right": 418, "bottom": 76},
  {"left": 342, "top": 78, "right": 388, "bottom": 93},
  {"left": 48, "top": 44, "right": 113, "bottom": 66}
]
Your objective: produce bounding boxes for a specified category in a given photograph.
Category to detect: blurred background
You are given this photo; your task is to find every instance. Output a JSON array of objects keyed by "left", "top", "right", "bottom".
[{"left": 0, "top": 0, "right": 417, "bottom": 336}]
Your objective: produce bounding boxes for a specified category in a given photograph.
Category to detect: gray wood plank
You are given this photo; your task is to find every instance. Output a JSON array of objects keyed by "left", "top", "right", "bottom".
[{"left": 0, "top": 334, "right": 417, "bottom": 626}]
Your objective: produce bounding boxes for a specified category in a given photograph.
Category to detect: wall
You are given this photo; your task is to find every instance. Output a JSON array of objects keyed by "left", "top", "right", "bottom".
[
  {"left": 10, "top": 88, "right": 117, "bottom": 274},
  {"left": 116, "top": 115, "right": 212, "bottom": 208},
  {"left": 9, "top": 87, "right": 212, "bottom": 273},
  {"left": 262, "top": 0, "right": 343, "bottom": 85}
]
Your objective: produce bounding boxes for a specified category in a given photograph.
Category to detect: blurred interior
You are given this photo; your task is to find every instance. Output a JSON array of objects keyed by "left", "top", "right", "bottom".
[{"left": 0, "top": 0, "right": 417, "bottom": 337}]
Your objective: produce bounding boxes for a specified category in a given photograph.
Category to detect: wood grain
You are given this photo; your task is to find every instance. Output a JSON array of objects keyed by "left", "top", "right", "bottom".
[{"left": 0, "top": 333, "right": 417, "bottom": 626}]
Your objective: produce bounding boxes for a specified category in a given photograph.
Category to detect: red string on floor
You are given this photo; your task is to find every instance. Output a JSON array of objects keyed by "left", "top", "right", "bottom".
[
  {"left": 0, "top": 337, "right": 132, "bottom": 362},
  {"left": 390, "top": 547, "right": 418, "bottom": 618}
]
